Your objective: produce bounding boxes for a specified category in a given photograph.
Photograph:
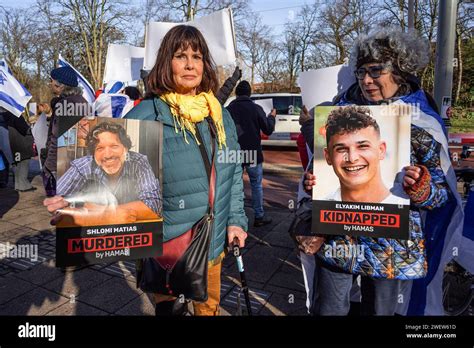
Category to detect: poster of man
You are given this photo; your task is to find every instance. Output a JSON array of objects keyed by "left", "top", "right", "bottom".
[
  {"left": 49, "top": 117, "right": 163, "bottom": 267},
  {"left": 312, "top": 105, "right": 411, "bottom": 239}
]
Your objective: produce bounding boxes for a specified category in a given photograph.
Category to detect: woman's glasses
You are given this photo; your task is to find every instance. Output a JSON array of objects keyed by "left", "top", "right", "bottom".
[{"left": 354, "top": 65, "right": 389, "bottom": 80}]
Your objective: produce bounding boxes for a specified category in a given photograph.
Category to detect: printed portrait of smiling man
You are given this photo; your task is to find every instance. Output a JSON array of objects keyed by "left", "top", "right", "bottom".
[
  {"left": 44, "top": 121, "right": 162, "bottom": 226},
  {"left": 323, "top": 106, "right": 402, "bottom": 204}
]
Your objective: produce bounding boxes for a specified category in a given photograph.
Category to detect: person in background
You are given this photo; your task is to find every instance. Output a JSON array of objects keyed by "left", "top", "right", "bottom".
[
  {"left": 1, "top": 110, "right": 36, "bottom": 192},
  {"left": 215, "top": 66, "right": 241, "bottom": 105},
  {"left": 226, "top": 80, "right": 276, "bottom": 227},
  {"left": 43, "top": 66, "right": 89, "bottom": 196}
]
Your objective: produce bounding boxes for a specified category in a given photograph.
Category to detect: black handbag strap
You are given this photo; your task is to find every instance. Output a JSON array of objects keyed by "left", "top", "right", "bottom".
[
  {"left": 195, "top": 118, "right": 215, "bottom": 183},
  {"left": 195, "top": 118, "right": 217, "bottom": 212}
]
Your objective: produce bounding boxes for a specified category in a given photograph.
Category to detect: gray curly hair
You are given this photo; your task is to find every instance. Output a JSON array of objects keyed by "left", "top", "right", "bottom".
[{"left": 349, "top": 27, "right": 430, "bottom": 77}]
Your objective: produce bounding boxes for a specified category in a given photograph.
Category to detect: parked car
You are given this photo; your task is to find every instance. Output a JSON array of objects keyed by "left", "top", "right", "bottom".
[{"left": 225, "top": 93, "right": 302, "bottom": 146}]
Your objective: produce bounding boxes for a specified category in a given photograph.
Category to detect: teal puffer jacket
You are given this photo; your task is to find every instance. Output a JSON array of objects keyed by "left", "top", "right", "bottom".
[{"left": 125, "top": 97, "right": 248, "bottom": 261}]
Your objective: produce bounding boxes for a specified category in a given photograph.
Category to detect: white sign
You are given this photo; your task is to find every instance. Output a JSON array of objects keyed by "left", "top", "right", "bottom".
[
  {"left": 254, "top": 98, "right": 273, "bottom": 116},
  {"left": 31, "top": 113, "right": 48, "bottom": 169},
  {"left": 298, "top": 64, "right": 355, "bottom": 110},
  {"left": 103, "top": 44, "right": 145, "bottom": 84},
  {"left": 144, "top": 8, "right": 236, "bottom": 70}
]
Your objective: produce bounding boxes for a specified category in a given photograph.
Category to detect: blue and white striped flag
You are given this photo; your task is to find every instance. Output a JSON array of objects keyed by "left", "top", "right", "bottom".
[
  {"left": 390, "top": 90, "right": 466, "bottom": 315},
  {"left": 458, "top": 187, "right": 474, "bottom": 274},
  {"left": 94, "top": 93, "right": 134, "bottom": 118},
  {"left": 58, "top": 54, "right": 95, "bottom": 105},
  {"left": 0, "top": 59, "right": 13, "bottom": 75},
  {"left": 0, "top": 64, "right": 32, "bottom": 117}
]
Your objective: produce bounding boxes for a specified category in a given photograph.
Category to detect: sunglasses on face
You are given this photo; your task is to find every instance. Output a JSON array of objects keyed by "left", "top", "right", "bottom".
[{"left": 354, "top": 65, "right": 388, "bottom": 80}]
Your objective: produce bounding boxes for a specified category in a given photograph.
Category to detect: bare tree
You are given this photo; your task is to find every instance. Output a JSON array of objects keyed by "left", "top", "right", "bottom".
[
  {"left": 281, "top": 22, "right": 300, "bottom": 91},
  {"left": 238, "top": 16, "right": 272, "bottom": 86},
  {"left": 293, "top": 3, "right": 319, "bottom": 72},
  {"left": 58, "top": 0, "right": 127, "bottom": 89},
  {"left": 0, "top": 7, "right": 35, "bottom": 84},
  {"left": 255, "top": 39, "right": 283, "bottom": 92},
  {"left": 454, "top": 0, "right": 473, "bottom": 104},
  {"left": 313, "top": 0, "right": 373, "bottom": 65}
]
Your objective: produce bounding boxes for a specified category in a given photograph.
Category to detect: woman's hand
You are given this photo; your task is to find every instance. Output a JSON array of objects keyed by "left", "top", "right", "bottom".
[
  {"left": 43, "top": 195, "right": 69, "bottom": 214},
  {"left": 403, "top": 165, "right": 431, "bottom": 203},
  {"left": 403, "top": 165, "right": 422, "bottom": 187},
  {"left": 304, "top": 171, "right": 316, "bottom": 193},
  {"left": 227, "top": 225, "right": 247, "bottom": 248},
  {"left": 299, "top": 105, "right": 312, "bottom": 125}
]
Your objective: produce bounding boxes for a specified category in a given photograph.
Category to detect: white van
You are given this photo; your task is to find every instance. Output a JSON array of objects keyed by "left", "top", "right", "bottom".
[{"left": 225, "top": 93, "right": 302, "bottom": 146}]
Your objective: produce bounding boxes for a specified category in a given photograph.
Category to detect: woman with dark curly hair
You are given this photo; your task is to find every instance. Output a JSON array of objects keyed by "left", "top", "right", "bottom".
[{"left": 301, "top": 27, "right": 463, "bottom": 316}]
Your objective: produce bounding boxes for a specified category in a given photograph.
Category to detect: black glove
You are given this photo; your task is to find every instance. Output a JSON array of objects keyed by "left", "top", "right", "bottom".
[{"left": 232, "top": 66, "right": 242, "bottom": 81}]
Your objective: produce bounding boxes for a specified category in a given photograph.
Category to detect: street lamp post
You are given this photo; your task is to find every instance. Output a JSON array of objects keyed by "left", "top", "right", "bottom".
[{"left": 433, "top": 0, "right": 458, "bottom": 122}]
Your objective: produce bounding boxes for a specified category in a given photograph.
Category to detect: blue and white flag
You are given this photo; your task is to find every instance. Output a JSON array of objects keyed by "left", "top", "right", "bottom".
[
  {"left": 58, "top": 54, "right": 96, "bottom": 105},
  {"left": 458, "top": 187, "right": 474, "bottom": 274},
  {"left": 0, "top": 59, "right": 13, "bottom": 75},
  {"left": 103, "top": 80, "right": 125, "bottom": 94},
  {"left": 0, "top": 65, "right": 32, "bottom": 117},
  {"left": 390, "top": 90, "right": 466, "bottom": 315},
  {"left": 94, "top": 93, "right": 134, "bottom": 118}
]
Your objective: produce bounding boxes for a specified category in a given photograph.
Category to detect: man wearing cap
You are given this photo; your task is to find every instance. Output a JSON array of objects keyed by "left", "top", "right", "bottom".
[
  {"left": 226, "top": 80, "right": 276, "bottom": 227},
  {"left": 43, "top": 66, "right": 90, "bottom": 196}
]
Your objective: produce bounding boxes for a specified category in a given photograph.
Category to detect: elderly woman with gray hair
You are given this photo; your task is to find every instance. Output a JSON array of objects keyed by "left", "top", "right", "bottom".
[{"left": 301, "top": 27, "right": 461, "bottom": 315}]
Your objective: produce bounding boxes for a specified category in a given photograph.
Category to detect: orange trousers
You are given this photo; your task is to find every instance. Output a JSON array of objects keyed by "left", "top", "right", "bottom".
[{"left": 154, "top": 260, "right": 222, "bottom": 316}]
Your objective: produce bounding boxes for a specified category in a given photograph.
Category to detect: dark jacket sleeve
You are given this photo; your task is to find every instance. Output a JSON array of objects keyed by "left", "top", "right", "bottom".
[
  {"left": 256, "top": 105, "right": 275, "bottom": 136},
  {"left": 4, "top": 112, "right": 29, "bottom": 136},
  {"left": 300, "top": 119, "right": 314, "bottom": 154},
  {"left": 216, "top": 67, "right": 242, "bottom": 105}
]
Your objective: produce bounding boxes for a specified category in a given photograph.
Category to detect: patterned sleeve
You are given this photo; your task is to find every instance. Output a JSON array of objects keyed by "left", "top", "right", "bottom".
[
  {"left": 410, "top": 125, "right": 451, "bottom": 209},
  {"left": 135, "top": 155, "right": 162, "bottom": 215},
  {"left": 56, "top": 161, "right": 87, "bottom": 197}
]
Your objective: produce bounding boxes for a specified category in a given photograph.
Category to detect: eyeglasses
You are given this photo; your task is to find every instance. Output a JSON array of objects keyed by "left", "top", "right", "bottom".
[{"left": 354, "top": 65, "right": 389, "bottom": 80}]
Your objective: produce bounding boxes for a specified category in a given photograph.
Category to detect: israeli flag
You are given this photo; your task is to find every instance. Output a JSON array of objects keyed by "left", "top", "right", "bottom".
[
  {"left": 94, "top": 93, "right": 134, "bottom": 118},
  {"left": 0, "top": 59, "right": 13, "bottom": 75},
  {"left": 58, "top": 54, "right": 95, "bottom": 105},
  {"left": 0, "top": 65, "right": 32, "bottom": 117},
  {"left": 389, "top": 90, "right": 466, "bottom": 315},
  {"left": 458, "top": 187, "right": 474, "bottom": 274}
]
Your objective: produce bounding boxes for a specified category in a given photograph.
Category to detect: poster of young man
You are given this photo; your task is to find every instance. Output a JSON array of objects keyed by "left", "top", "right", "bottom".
[
  {"left": 54, "top": 117, "right": 163, "bottom": 267},
  {"left": 312, "top": 105, "right": 411, "bottom": 239}
]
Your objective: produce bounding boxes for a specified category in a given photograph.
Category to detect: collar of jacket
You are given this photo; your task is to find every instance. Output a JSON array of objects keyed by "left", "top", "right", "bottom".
[{"left": 231, "top": 95, "right": 252, "bottom": 103}]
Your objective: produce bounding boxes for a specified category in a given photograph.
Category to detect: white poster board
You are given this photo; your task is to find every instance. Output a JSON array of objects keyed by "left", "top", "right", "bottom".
[
  {"left": 144, "top": 8, "right": 236, "bottom": 70},
  {"left": 254, "top": 98, "right": 273, "bottom": 116},
  {"left": 298, "top": 64, "right": 356, "bottom": 110},
  {"left": 31, "top": 113, "right": 48, "bottom": 169},
  {"left": 103, "top": 44, "right": 145, "bottom": 84}
]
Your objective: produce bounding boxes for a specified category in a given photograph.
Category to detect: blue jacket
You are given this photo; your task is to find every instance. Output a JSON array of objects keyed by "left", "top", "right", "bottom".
[{"left": 125, "top": 98, "right": 248, "bottom": 261}]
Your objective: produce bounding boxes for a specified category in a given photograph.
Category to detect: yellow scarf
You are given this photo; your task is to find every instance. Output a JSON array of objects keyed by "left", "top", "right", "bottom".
[{"left": 160, "top": 92, "right": 226, "bottom": 149}]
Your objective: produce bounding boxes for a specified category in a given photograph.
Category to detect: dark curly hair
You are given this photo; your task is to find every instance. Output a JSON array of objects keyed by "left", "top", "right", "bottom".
[
  {"left": 86, "top": 121, "right": 132, "bottom": 155},
  {"left": 325, "top": 106, "right": 380, "bottom": 145}
]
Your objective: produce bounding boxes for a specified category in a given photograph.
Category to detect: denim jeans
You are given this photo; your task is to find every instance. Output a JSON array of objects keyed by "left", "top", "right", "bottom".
[
  {"left": 244, "top": 163, "right": 264, "bottom": 219},
  {"left": 313, "top": 258, "right": 410, "bottom": 316}
]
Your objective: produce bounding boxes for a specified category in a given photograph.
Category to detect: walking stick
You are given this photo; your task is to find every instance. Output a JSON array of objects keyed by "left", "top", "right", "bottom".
[{"left": 233, "top": 237, "right": 252, "bottom": 316}]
